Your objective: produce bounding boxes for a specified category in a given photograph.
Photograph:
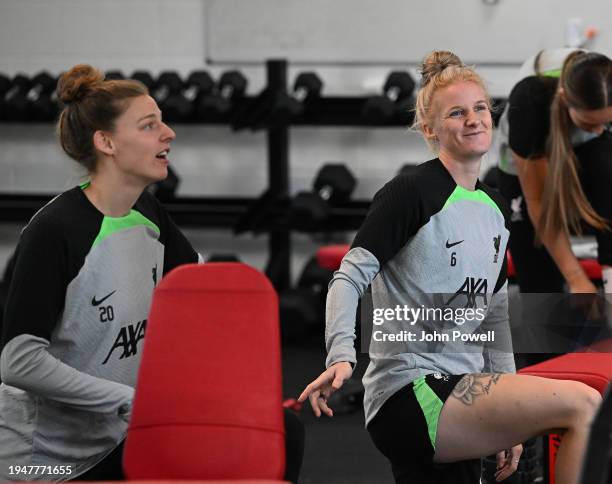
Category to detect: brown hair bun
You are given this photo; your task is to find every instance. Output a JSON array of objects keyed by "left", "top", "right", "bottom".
[{"left": 57, "top": 64, "right": 104, "bottom": 105}]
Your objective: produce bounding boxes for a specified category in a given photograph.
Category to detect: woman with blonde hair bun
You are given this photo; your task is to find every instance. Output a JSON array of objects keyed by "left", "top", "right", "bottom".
[{"left": 299, "top": 51, "right": 601, "bottom": 484}]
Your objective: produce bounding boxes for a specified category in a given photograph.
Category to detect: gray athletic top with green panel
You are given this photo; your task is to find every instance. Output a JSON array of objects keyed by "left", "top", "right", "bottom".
[
  {"left": 0, "top": 186, "right": 198, "bottom": 481},
  {"left": 325, "top": 158, "right": 516, "bottom": 425}
]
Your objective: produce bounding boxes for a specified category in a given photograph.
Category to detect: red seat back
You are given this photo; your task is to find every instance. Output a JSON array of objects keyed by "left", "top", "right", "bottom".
[{"left": 124, "top": 263, "right": 285, "bottom": 480}]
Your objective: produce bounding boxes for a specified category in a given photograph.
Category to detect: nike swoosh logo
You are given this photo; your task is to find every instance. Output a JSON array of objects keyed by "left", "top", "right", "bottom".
[
  {"left": 91, "top": 290, "right": 116, "bottom": 307},
  {"left": 446, "top": 239, "right": 464, "bottom": 249}
]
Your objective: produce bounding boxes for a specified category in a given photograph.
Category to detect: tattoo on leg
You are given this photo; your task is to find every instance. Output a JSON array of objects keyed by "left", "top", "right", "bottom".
[{"left": 452, "top": 373, "right": 501, "bottom": 405}]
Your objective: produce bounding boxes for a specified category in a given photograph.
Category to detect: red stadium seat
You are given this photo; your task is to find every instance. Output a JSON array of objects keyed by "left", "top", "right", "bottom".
[{"left": 124, "top": 263, "right": 285, "bottom": 481}]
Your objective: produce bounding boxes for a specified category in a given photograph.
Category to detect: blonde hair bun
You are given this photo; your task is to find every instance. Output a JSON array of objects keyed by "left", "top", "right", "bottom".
[{"left": 420, "top": 51, "right": 464, "bottom": 86}]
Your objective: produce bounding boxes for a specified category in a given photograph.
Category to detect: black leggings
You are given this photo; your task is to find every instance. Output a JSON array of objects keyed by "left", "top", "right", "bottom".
[
  {"left": 77, "top": 408, "right": 305, "bottom": 482},
  {"left": 498, "top": 131, "right": 612, "bottom": 294}
]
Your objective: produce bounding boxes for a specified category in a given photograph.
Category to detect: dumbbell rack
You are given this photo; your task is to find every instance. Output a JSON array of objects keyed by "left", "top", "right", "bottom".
[{"left": 0, "top": 60, "right": 506, "bottom": 292}]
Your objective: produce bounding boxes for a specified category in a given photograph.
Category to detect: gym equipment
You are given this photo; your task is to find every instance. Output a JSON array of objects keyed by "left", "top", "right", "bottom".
[
  {"left": 165, "top": 70, "right": 214, "bottom": 122},
  {"left": 149, "top": 166, "right": 180, "bottom": 202},
  {"left": 124, "top": 263, "right": 285, "bottom": 480},
  {"left": 206, "top": 253, "right": 241, "bottom": 263},
  {"left": 326, "top": 377, "right": 364, "bottom": 415},
  {"left": 293, "top": 72, "right": 323, "bottom": 103},
  {"left": 278, "top": 255, "right": 335, "bottom": 344},
  {"left": 26, "top": 72, "right": 58, "bottom": 122},
  {"left": 3, "top": 75, "right": 32, "bottom": 122},
  {"left": 291, "top": 163, "right": 357, "bottom": 231},
  {"left": 198, "top": 70, "right": 247, "bottom": 122},
  {"left": 279, "top": 286, "right": 321, "bottom": 343},
  {"left": 131, "top": 71, "right": 155, "bottom": 90},
  {"left": 518, "top": 348, "right": 612, "bottom": 484},
  {"left": 152, "top": 71, "right": 184, "bottom": 118},
  {"left": 0, "top": 74, "right": 11, "bottom": 97},
  {"left": 232, "top": 71, "right": 301, "bottom": 130},
  {"left": 362, "top": 71, "right": 415, "bottom": 125},
  {"left": 104, "top": 70, "right": 125, "bottom": 80}
]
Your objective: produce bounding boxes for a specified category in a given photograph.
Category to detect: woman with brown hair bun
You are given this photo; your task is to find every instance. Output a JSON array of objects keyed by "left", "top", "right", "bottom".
[
  {"left": 0, "top": 65, "right": 200, "bottom": 480},
  {"left": 497, "top": 49, "right": 612, "bottom": 295},
  {"left": 299, "top": 51, "right": 601, "bottom": 484}
]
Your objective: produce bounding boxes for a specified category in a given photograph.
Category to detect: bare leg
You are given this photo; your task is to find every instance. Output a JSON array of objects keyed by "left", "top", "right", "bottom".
[{"left": 433, "top": 373, "right": 601, "bottom": 484}]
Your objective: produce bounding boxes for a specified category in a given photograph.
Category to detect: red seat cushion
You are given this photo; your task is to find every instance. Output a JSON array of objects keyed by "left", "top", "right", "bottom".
[
  {"left": 124, "top": 263, "right": 285, "bottom": 480},
  {"left": 518, "top": 350, "right": 612, "bottom": 395},
  {"left": 316, "top": 244, "right": 350, "bottom": 271}
]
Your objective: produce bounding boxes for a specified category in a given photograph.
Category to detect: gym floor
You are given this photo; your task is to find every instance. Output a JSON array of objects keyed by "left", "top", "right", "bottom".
[{"left": 282, "top": 347, "right": 394, "bottom": 484}]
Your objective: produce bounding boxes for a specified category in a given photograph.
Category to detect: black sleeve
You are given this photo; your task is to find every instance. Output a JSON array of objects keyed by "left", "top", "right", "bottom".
[
  {"left": 2, "top": 216, "right": 69, "bottom": 345},
  {"left": 134, "top": 192, "right": 198, "bottom": 275},
  {"left": 151, "top": 198, "right": 198, "bottom": 274},
  {"left": 160, "top": 212, "right": 199, "bottom": 275},
  {"left": 351, "top": 175, "right": 421, "bottom": 267},
  {"left": 507, "top": 76, "right": 553, "bottom": 159},
  {"left": 480, "top": 185, "right": 512, "bottom": 294}
]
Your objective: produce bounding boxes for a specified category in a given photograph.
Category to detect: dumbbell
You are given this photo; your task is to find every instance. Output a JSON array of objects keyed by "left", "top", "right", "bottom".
[
  {"left": 163, "top": 70, "right": 214, "bottom": 122},
  {"left": 293, "top": 72, "right": 323, "bottom": 103},
  {"left": 232, "top": 74, "right": 302, "bottom": 130},
  {"left": 362, "top": 71, "right": 415, "bottom": 124},
  {"left": 149, "top": 165, "right": 180, "bottom": 202},
  {"left": 291, "top": 163, "right": 357, "bottom": 231},
  {"left": 27, "top": 72, "right": 58, "bottom": 122},
  {"left": 105, "top": 70, "right": 125, "bottom": 80},
  {"left": 152, "top": 71, "right": 184, "bottom": 115},
  {"left": 3, "top": 75, "right": 32, "bottom": 122},
  {"left": 131, "top": 71, "right": 156, "bottom": 90},
  {"left": 0, "top": 73, "right": 13, "bottom": 121},
  {"left": 198, "top": 70, "right": 247, "bottom": 122}
]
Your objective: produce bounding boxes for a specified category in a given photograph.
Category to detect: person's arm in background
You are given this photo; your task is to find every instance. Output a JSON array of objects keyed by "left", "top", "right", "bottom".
[{"left": 513, "top": 152, "right": 596, "bottom": 293}]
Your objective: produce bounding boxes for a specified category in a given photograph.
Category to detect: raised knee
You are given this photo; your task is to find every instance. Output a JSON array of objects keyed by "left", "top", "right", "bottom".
[{"left": 570, "top": 383, "right": 602, "bottom": 425}]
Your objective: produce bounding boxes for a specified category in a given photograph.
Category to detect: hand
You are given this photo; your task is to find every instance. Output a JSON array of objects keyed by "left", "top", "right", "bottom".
[
  {"left": 297, "top": 362, "right": 353, "bottom": 417},
  {"left": 494, "top": 444, "right": 522, "bottom": 482}
]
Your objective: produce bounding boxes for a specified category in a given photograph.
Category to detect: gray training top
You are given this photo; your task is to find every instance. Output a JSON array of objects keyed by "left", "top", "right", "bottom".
[
  {"left": 324, "top": 159, "right": 516, "bottom": 425},
  {"left": 0, "top": 186, "right": 199, "bottom": 481}
]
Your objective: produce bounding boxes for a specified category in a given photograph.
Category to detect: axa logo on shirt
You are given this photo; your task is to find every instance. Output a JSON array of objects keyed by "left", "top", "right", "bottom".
[
  {"left": 446, "top": 277, "right": 488, "bottom": 308},
  {"left": 102, "top": 319, "right": 147, "bottom": 364}
]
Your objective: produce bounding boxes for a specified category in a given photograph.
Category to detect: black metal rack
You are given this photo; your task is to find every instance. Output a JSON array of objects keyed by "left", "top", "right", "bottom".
[{"left": 0, "top": 59, "right": 507, "bottom": 291}]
